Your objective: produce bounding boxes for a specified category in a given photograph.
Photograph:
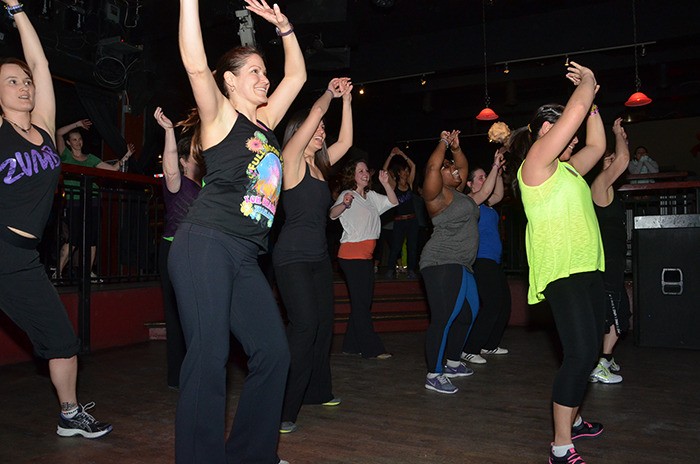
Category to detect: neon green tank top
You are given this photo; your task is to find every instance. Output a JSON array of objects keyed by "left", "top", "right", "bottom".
[{"left": 517, "top": 161, "right": 604, "bottom": 304}]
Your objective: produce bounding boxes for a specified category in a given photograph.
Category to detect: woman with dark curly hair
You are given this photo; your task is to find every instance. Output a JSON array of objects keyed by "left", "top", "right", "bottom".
[{"left": 330, "top": 159, "right": 397, "bottom": 359}]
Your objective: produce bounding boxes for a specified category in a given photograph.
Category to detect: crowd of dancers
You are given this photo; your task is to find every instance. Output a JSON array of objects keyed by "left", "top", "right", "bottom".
[{"left": 0, "top": 1, "right": 633, "bottom": 463}]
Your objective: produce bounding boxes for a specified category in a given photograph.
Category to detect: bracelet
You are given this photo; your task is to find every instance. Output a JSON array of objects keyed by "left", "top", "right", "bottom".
[
  {"left": 325, "top": 88, "right": 334, "bottom": 97},
  {"left": 440, "top": 138, "right": 449, "bottom": 148},
  {"left": 589, "top": 104, "right": 599, "bottom": 116},
  {"left": 275, "top": 24, "right": 294, "bottom": 37},
  {"left": 5, "top": 3, "right": 24, "bottom": 18}
]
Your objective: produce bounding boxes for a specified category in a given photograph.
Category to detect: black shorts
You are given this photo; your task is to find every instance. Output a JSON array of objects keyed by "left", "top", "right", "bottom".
[{"left": 0, "top": 229, "right": 80, "bottom": 359}]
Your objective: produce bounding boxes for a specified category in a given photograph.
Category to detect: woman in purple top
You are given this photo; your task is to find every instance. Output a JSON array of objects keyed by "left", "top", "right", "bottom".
[{"left": 154, "top": 107, "right": 203, "bottom": 389}]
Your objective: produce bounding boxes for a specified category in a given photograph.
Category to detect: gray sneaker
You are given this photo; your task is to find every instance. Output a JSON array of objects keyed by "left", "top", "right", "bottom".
[
  {"left": 443, "top": 362, "right": 474, "bottom": 378},
  {"left": 589, "top": 361, "right": 622, "bottom": 384},
  {"left": 425, "top": 374, "right": 458, "bottom": 394},
  {"left": 279, "top": 421, "right": 297, "bottom": 434}
]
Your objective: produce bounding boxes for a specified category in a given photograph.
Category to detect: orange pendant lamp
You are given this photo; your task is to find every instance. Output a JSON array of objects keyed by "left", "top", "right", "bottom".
[{"left": 625, "top": 0, "right": 652, "bottom": 107}]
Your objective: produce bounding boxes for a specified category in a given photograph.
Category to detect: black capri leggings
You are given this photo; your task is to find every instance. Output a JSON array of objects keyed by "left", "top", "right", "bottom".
[{"left": 543, "top": 271, "right": 606, "bottom": 407}]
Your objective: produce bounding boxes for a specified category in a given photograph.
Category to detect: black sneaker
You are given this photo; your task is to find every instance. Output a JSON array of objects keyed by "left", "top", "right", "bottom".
[
  {"left": 57, "top": 402, "right": 112, "bottom": 439},
  {"left": 549, "top": 446, "right": 586, "bottom": 464},
  {"left": 571, "top": 420, "right": 603, "bottom": 440}
]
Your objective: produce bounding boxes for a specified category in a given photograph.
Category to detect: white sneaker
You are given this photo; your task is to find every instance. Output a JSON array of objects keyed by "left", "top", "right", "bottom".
[
  {"left": 589, "top": 361, "right": 623, "bottom": 384},
  {"left": 608, "top": 357, "right": 621, "bottom": 372},
  {"left": 481, "top": 347, "right": 509, "bottom": 355},
  {"left": 461, "top": 352, "right": 487, "bottom": 364}
]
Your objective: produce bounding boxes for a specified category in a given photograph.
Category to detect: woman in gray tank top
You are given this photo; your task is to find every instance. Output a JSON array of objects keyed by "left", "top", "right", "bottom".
[{"left": 420, "top": 130, "right": 504, "bottom": 395}]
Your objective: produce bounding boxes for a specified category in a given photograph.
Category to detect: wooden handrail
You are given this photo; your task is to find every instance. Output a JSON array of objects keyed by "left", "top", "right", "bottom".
[
  {"left": 618, "top": 180, "right": 700, "bottom": 192},
  {"left": 624, "top": 171, "right": 689, "bottom": 181}
]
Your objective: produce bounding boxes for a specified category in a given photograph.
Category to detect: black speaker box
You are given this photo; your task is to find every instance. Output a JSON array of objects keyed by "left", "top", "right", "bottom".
[{"left": 633, "top": 215, "right": 700, "bottom": 349}]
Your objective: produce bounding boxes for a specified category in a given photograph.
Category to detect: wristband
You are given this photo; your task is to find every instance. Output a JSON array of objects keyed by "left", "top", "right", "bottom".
[
  {"left": 589, "top": 104, "right": 599, "bottom": 116},
  {"left": 325, "top": 88, "right": 334, "bottom": 97},
  {"left": 5, "top": 3, "right": 24, "bottom": 18},
  {"left": 440, "top": 138, "right": 449, "bottom": 148},
  {"left": 275, "top": 24, "right": 294, "bottom": 37}
]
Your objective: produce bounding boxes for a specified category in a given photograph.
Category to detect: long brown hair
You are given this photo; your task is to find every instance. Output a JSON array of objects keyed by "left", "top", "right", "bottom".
[
  {"left": 282, "top": 109, "right": 331, "bottom": 180},
  {"left": 339, "top": 158, "right": 369, "bottom": 193}
]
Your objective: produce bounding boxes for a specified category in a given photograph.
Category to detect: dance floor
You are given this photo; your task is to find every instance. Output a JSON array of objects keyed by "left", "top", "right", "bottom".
[{"left": 1, "top": 326, "right": 697, "bottom": 463}]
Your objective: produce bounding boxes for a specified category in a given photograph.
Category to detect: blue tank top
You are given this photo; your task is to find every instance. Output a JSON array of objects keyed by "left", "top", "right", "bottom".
[
  {"left": 476, "top": 204, "right": 502, "bottom": 263},
  {"left": 273, "top": 164, "right": 331, "bottom": 266},
  {"left": 184, "top": 114, "right": 282, "bottom": 251}
]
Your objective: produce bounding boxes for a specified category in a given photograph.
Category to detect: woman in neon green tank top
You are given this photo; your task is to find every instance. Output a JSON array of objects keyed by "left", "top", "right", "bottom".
[{"left": 511, "top": 62, "right": 607, "bottom": 464}]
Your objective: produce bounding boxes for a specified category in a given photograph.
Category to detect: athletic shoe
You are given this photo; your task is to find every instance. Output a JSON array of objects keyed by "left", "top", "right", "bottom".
[
  {"left": 571, "top": 420, "right": 604, "bottom": 440},
  {"left": 279, "top": 460, "right": 290, "bottom": 464},
  {"left": 56, "top": 402, "right": 112, "bottom": 439},
  {"left": 371, "top": 353, "right": 393, "bottom": 360},
  {"left": 589, "top": 361, "right": 622, "bottom": 384},
  {"left": 461, "top": 352, "right": 487, "bottom": 364},
  {"left": 481, "top": 347, "right": 509, "bottom": 355},
  {"left": 279, "top": 421, "right": 298, "bottom": 434},
  {"left": 608, "top": 357, "right": 621, "bottom": 373},
  {"left": 549, "top": 446, "right": 586, "bottom": 464},
  {"left": 424, "top": 374, "right": 458, "bottom": 394},
  {"left": 90, "top": 272, "right": 103, "bottom": 283},
  {"left": 443, "top": 362, "right": 474, "bottom": 378},
  {"left": 322, "top": 398, "right": 342, "bottom": 406}
]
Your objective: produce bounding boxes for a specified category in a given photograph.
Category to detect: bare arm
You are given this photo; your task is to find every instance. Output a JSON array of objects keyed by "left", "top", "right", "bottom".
[
  {"left": 470, "top": 149, "right": 505, "bottom": 206},
  {"left": 282, "top": 79, "right": 342, "bottom": 188},
  {"left": 378, "top": 170, "right": 398, "bottom": 205},
  {"left": 382, "top": 148, "right": 400, "bottom": 191},
  {"left": 179, "top": 0, "right": 226, "bottom": 131},
  {"left": 154, "top": 107, "right": 181, "bottom": 193},
  {"left": 488, "top": 170, "right": 505, "bottom": 206},
  {"left": 569, "top": 104, "right": 606, "bottom": 176},
  {"left": 521, "top": 62, "right": 597, "bottom": 186},
  {"left": 422, "top": 138, "right": 449, "bottom": 203},
  {"left": 449, "top": 131, "right": 468, "bottom": 192},
  {"left": 591, "top": 118, "right": 630, "bottom": 206},
  {"left": 9, "top": 2, "right": 55, "bottom": 139},
  {"left": 247, "top": 1, "right": 306, "bottom": 129},
  {"left": 327, "top": 79, "right": 353, "bottom": 166},
  {"left": 330, "top": 191, "right": 353, "bottom": 220},
  {"left": 95, "top": 143, "right": 134, "bottom": 172}
]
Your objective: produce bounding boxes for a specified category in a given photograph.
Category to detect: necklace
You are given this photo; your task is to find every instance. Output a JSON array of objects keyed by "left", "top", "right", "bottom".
[{"left": 3, "top": 116, "right": 32, "bottom": 133}]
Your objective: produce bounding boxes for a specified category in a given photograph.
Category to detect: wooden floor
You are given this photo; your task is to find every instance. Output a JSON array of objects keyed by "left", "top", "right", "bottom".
[{"left": 1, "top": 326, "right": 698, "bottom": 464}]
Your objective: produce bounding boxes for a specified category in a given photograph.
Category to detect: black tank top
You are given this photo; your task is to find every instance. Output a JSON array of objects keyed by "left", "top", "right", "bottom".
[
  {"left": 273, "top": 164, "right": 331, "bottom": 266},
  {"left": 0, "top": 122, "right": 61, "bottom": 240},
  {"left": 393, "top": 185, "right": 416, "bottom": 217},
  {"left": 594, "top": 194, "right": 627, "bottom": 268},
  {"left": 184, "top": 114, "right": 282, "bottom": 251}
]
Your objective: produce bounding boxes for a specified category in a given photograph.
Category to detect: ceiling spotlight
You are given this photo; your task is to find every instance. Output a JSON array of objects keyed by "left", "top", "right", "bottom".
[
  {"left": 358, "top": 86, "right": 365, "bottom": 95},
  {"left": 503, "top": 63, "right": 509, "bottom": 74},
  {"left": 564, "top": 56, "right": 570, "bottom": 67},
  {"left": 371, "top": 0, "right": 395, "bottom": 9},
  {"left": 420, "top": 75, "right": 427, "bottom": 86}
]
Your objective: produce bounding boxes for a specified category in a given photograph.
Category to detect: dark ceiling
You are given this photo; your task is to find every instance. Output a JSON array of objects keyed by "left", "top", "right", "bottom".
[{"left": 1, "top": 0, "right": 699, "bottom": 169}]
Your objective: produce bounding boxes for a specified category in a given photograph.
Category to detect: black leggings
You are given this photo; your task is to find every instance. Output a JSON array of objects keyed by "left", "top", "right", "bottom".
[
  {"left": 158, "top": 239, "right": 186, "bottom": 388},
  {"left": 464, "top": 258, "right": 511, "bottom": 353},
  {"left": 275, "top": 258, "right": 335, "bottom": 423},
  {"left": 543, "top": 271, "right": 605, "bottom": 407}
]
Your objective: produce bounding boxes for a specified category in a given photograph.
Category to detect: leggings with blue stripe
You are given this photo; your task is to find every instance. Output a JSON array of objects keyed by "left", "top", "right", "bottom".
[{"left": 422, "top": 264, "right": 479, "bottom": 374}]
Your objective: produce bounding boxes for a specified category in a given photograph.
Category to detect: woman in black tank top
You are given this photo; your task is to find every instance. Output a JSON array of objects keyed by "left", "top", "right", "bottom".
[
  {"left": 0, "top": 0, "right": 111, "bottom": 439},
  {"left": 589, "top": 118, "right": 631, "bottom": 384},
  {"left": 273, "top": 78, "right": 353, "bottom": 433},
  {"left": 170, "top": 1, "right": 306, "bottom": 463}
]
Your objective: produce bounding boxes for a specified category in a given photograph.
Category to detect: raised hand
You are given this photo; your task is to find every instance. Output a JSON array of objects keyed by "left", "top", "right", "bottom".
[
  {"left": 153, "top": 107, "right": 173, "bottom": 130},
  {"left": 327, "top": 78, "right": 345, "bottom": 98},
  {"left": 76, "top": 119, "right": 92, "bottom": 130},
  {"left": 612, "top": 117, "right": 627, "bottom": 141},
  {"left": 245, "top": 0, "right": 290, "bottom": 30},
  {"left": 342, "top": 191, "right": 353, "bottom": 208},
  {"left": 378, "top": 169, "right": 391, "bottom": 185},
  {"left": 565, "top": 61, "right": 598, "bottom": 92}
]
